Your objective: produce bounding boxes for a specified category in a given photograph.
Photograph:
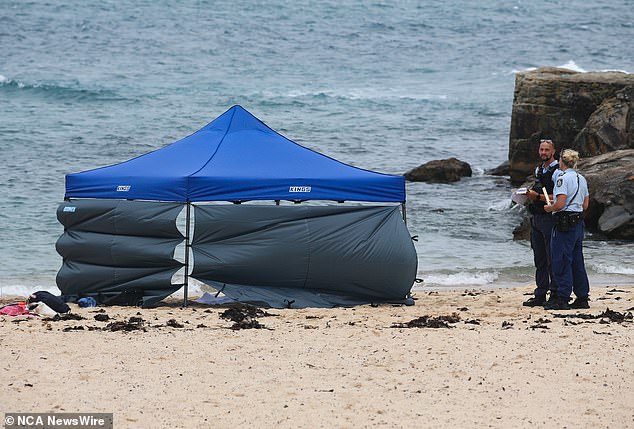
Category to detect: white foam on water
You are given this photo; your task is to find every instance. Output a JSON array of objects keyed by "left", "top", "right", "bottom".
[
  {"left": 509, "top": 61, "right": 630, "bottom": 74},
  {"left": 0, "top": 280, "right": 208, "bottom": 300},
  {"left": 0, "top": 283, "right": 59, "bottom": 299},
  {"left": 509, "top": 66, "right": 537, "bottom": 74},
  {"left": 487, "top": 198, "right": 514, "bottom": 211},
  {"left": 0, "top": 75, "right": 29, "bottom": 88},
  {"left": 260, "top": 87, "right": 448, "bottom": 102},
  {"left": 421, "top": 271, "right": 499, "bottom": 287},
  {"left": 599, "top": 69, "right": 630, "bottom": 74},
  {"left": 590, "top": 263, "right": 634, "bottom": 276},
  {"left": 557, "top": 60, "right": 586, "bottom": 72},
  {"left": 510, "top": 60, "right": 587, "bottom": 75}
]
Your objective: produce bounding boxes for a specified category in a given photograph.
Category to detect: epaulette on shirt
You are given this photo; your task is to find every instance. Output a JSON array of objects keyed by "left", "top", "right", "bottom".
[{"left": 556, "top": 170, "right": 567, "bottom": 187}]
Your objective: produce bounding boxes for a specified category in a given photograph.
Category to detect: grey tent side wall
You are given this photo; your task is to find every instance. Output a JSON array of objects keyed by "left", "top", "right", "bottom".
[
  {"left": 191, "top": 204, "right": 417, "bottom": 308},
  {"left": 56, "top": 200, "right": 185, "bottom": 307},
  {"left": 55, "top": 201, "right": 417, "bottom": 308}
]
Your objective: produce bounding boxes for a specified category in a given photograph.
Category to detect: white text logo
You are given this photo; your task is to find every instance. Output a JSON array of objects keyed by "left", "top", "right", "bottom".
[
  {"left": 289, "top": 186, "right": 311, "bottom": 193},
  {"left": 63, "top": 206, "right": 76, "bottom": 213},
  {"left": 116, "top": 185, "right": 131, "bottom": 192}
]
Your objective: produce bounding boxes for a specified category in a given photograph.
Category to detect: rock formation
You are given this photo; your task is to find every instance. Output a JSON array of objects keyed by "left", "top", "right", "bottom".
[
  {"left": 507, "top": 68, "right": 634, "bottom": 240},
  {"left": 404, "top": 158, "right": 472, "bottom": 183},
  {"left": 578, "top": 149, "right": 634, "bottom": 239},
  {"left": 508, "top": 67, "right": 634, "bottom": 183},
  {"left": 573, "top": 87, "right": 634, "bottom": 157},
  {"left": 485, "top": 160, "right": 509, "bottom": 176}
]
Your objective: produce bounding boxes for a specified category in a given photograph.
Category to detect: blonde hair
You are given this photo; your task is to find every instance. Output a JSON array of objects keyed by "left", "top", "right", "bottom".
[{"left": 560, "top": 149, "right": 580, "bottom": 168}]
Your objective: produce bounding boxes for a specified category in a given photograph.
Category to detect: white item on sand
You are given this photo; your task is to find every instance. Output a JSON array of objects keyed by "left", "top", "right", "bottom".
[{"left": 27, "top": 301, "right": 58, "bottom": 317}]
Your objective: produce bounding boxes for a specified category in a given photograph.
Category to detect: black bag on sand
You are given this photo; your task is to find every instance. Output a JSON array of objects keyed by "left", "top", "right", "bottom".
[{"left": 27, "top": 291, "right": 70, "bottom": 314}]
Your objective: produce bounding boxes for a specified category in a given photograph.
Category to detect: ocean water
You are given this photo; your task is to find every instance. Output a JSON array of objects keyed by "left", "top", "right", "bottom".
[{"left": 1, "top": 0, "right": 633, "bottom": 297}]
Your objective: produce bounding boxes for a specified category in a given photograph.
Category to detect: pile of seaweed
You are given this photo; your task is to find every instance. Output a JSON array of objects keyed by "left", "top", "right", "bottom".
[
  {"left": 391, "top": 313, "right": 461, "bottom": 329},
  {"left": 553, "top": 308, "right": 633, "bottom": 323},
  {"left": 104, "top": 316, "right": 146, "bottom": 332},
  {"left": 219, "top": 303, "right": 275, "bottom": 330},
  {"left": 40, "top": 313, "right": 187, "bottom": 333}
]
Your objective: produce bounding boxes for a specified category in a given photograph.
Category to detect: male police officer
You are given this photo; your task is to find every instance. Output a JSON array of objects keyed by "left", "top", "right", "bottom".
[{"left": 523, "top": 139, "right": 558, "bottom": 307}]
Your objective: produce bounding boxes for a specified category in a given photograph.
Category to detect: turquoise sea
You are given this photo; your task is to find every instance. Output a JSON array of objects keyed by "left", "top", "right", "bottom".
[{"left": 1, "top": 0, "right": 633, "bottom": 296}]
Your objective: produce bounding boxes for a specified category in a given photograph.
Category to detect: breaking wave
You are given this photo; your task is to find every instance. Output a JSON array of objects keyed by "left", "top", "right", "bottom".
[
  {"left": 0, "top": 282, "right": 58, "bottom": 299},
  {"left": 255, "top": 87, "right": 448, "bottom": 102},
  {"left": 0, "top": 278, "right": 206, "bottom": 300},
  {"left": 509, "top": 60, "right": 629, "bottom": 75},
  {"left": 0, "top": 74, "right": 126, "bottom": 102},
  {"left": 509, "top": 60, "right": 587, "bottom": 75},
  {"left": 591, "top": 264, "right": 634, "bottom": 276},
  {"left": 420, "top": 271, "right": 499, "bottom": 287}
]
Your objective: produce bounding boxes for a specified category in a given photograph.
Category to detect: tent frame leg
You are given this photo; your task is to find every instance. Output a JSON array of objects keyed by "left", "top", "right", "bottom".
[
  {"left": 401, "top": 202, "right": 407, "bottom": 225},
  {"left": 183, "top": 202, "right": 191, "bottom": 307}
]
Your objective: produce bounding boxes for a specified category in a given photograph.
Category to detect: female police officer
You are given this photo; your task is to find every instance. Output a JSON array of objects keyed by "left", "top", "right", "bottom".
[{"left": 543, "top": 149, "right": 590, "bottom": 310}]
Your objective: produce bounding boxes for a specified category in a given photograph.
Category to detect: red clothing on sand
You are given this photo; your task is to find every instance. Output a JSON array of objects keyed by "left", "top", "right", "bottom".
[{"left": 0, "top": 303, "right": 37, "bottom": 316}]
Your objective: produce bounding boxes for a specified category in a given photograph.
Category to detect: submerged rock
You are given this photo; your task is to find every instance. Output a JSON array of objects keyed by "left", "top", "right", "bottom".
[{"left": 404, "top": 158, "right": 472, "bottom": 183}]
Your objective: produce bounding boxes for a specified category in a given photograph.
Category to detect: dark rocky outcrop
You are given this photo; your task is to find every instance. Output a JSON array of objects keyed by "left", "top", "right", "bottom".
[
  {"left": 508, "top": 68, "right": 634, "bottom": 240},
  {"left": 404, "top": 158, "right": 472, "bottom": 183},
  {"left": 573, "top": 87, "right": 634, "bottom": 156},
  {"left": 578, "top": 150, "right": 634, "bottom": 239},
  {"left": 485, "top": 160, "right": 509, "bottom": 176},
  {"left": 508, "top": 67, "right": 634, "bottom": 183},
  {"left": 514, "top": 150, "right": 634, "bottom": 240},
  {"left": 512, "top": 216, "right": 531, "bottom": 241}
]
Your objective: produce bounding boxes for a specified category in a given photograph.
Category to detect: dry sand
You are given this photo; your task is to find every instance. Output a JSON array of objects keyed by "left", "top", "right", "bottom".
[{"left": 1, "top": 285, "right": 633, "bottom": 429}]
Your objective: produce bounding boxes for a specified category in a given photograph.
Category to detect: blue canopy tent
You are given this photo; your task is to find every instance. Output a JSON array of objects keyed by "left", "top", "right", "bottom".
[
  {"left": 66, "top": 105, "right": 405, "bottom": 203},
  {"left": 58, "top": 106, "right": 417, "bottom": 307}
]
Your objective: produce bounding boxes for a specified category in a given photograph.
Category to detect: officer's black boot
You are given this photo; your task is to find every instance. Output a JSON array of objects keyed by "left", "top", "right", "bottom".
[
  {"left": 544, "top": 297, "right": 571, "bottom": 310},
  {"left": 569, "top": 298, "right": 590, "bottom": 309},
  {"left": 523, "top": 295, "right": 547, "bottom": 307}
]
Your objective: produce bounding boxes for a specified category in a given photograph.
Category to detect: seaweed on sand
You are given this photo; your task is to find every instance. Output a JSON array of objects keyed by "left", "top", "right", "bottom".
[
  {"left": 219, "top": 303, "right": 274, "bottom": 330},
  {"left": 391, "top": 313, "right": 461, "bottom": 329},
  {"left": 104, "top": 316, "right": 146, "bottom": 332},
  {"left": 553, "top": 308, "right": 633, "bottom": 323}
]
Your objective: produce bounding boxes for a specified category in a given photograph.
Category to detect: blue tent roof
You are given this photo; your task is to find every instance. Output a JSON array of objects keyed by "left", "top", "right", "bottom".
[{"left": 65, "top": 105, "right": 406, "bottom": 202}]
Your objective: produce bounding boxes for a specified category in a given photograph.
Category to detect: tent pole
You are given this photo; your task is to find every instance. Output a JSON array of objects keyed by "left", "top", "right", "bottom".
[
  {"left": 183, "top": 202, "right": 191, "bottom": 307},
  {"left": 401, "top": 202, "right": 407, "bottom": 225}
]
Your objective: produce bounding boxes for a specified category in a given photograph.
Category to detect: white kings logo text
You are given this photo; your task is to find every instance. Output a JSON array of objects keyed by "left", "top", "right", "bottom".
[
  {"left": 289, "top": 186, "right": 311, "bottom": 193},
  {"left": 116, "top": 185, "right": 131, "bottom": 192}
]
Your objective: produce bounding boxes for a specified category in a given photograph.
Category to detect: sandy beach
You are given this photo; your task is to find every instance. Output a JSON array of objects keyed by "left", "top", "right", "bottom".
[{"left": 1, "top": 284, "right": 633, "bottom": 429}]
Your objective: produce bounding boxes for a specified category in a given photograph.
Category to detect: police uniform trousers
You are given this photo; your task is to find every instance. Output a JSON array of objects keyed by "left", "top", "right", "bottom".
[
  {"left": 550, "top": 219, "right": 589, "bottom": 300},
  {"left": 530, "top": 213, "right": 557, "bottom": 297}
]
